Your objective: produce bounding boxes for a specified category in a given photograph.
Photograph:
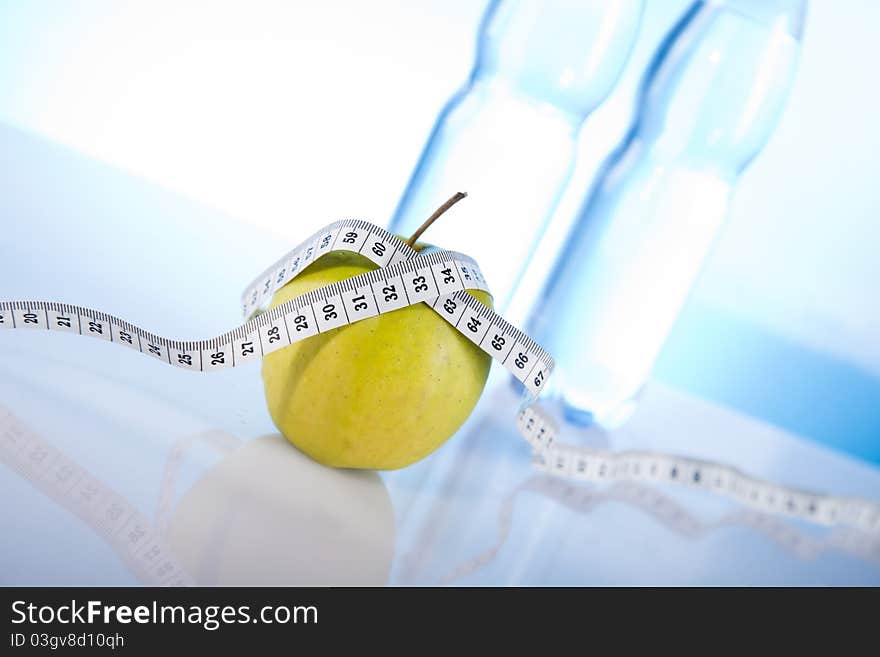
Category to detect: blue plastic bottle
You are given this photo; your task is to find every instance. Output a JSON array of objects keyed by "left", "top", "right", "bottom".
[
  {"left": 523, "top": 0, "right": 806, "bottom": 428},
  {"left": 389, "top": 0, "right": 644, "bottom": 310}
]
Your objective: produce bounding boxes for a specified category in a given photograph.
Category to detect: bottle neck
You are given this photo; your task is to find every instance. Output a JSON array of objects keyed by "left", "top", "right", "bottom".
[
  {"left": 627, "top": 3, "right": 800, "bottom": 178},
  {"left": 473, "top": 0, "right": 644, "bottom": 123}
]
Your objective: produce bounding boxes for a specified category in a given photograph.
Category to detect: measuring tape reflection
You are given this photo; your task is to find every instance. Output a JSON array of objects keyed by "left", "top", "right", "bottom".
[
  {"left": 0, "top": 404, "right": 192, "bottom": 586},
  {"left": 436, "top": 475, "right": 880, "bottom": 584},
  {"left": 2, "top": 220, "right": 879, "bottom": 539}
]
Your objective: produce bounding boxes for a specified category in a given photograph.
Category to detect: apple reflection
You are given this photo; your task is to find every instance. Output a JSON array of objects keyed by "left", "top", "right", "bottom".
[{"left": 166, "top": 433, "right": 395, "bottom": 586}]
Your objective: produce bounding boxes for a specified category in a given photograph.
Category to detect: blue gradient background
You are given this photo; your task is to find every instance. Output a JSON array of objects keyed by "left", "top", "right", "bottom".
[{"left": 0, "top": 1, "right": 878, "bottom": 461}]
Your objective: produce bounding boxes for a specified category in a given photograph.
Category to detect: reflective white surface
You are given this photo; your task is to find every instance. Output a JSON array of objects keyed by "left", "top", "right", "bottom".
[{"left": 1, "top": 123, "right": 878, "bottom": 585}]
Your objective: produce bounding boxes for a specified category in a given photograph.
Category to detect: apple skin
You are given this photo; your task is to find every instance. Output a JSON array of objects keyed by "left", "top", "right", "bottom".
[{"left": 261, "top": 248, "right": 492, "bottom": 470}]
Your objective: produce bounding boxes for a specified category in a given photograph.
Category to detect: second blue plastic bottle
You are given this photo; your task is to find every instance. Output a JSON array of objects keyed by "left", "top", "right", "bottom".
[{"left": 524, "top": 0, "right": 806, "bottom": 428}]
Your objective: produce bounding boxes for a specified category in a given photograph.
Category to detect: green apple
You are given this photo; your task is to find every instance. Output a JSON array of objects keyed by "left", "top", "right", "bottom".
[
  {"left": 261, "top": 247, "right": 492, "bottom": 470},
  {"left": 262, "top": 195, "right": 491, "bottom": 470}
]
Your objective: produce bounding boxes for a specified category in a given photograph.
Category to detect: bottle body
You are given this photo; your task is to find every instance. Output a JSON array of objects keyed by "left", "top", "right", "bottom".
[
  {"left": 525, "top": 0, "right": 805, "bottom": 428},
  {"left": 390, "top": 0, "right": 644, "bottom": 309}
]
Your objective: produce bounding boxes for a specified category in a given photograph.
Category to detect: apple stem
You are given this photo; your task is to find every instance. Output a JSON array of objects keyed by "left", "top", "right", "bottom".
[{"left": 405, "top": 192, "right": 468, "bottom": 248}]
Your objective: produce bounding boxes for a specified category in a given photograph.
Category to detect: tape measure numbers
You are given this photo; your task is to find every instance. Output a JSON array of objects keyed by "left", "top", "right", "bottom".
[
  {"left": 2, "top": 219, "right": 879, "bottom": 540},
  {"left": 0, "top": 220, "right": 552, "bottom": 396}
]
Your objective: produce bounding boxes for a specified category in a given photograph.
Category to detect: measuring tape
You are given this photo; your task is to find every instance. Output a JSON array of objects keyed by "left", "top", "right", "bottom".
[
  {"left": 2, "top": 219, "right": 879, "bottom": 543},
  {"left": 436, "top": 475, "right": 880, "bottom": 584},
  {"left": 0, "top": 219, "right": 552, "bottom": 395}
]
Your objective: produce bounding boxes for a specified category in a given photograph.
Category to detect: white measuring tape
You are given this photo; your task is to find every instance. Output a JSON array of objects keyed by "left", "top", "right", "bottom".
[
  {"left": 0, "top": 219, "right": 551, "bottom": 396},
  {"left": 435, "top": 475, "right": 880, "bottom": 584},
  {"left": 2, "top": 219, "right": 879, "bottom": 546}
]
